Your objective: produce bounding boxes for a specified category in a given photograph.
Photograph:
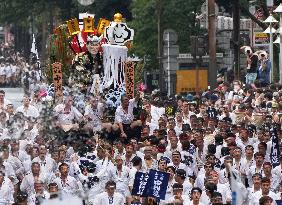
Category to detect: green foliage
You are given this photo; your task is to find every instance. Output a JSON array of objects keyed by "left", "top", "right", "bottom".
[
  {"left": 134, "top": 61, "right": 144, "bottom": 87},
  {"left": 47, "top": 24, "right": 74, "bottom": 83},
  {"left": 162, "top": 0, "right": 205, "bottom": 52},
  {"left": 0, "top": 0, "right": 79, "bottom": 58},
  {"left": 129, "top": 0, "right": 205, "bottom": 71},
  {"left": 92, "top": 0, "right": 132, "bottom": 21},
  {"left": 129, "top": 0, "right": 157, "bottom": 70}
]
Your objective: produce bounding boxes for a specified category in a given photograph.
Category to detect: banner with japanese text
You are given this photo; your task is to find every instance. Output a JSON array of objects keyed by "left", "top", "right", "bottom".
[
  {"left": 51, "top": 62, "right": 63, "bottom": 98},
  {"left": 270, "top": 126, "right": 280, "bottom": 168},
  {"left": 131, "top": 172, "right": 149, "bottom": 197},
  {"left": 131, "top": 170, "right": 169, "bottom": 200},
  {"left": 145, "top": 170, "right": 170, "bottom": 200},
  {"left": 125, "top": 61, "right": 135, "bottom": 99}
]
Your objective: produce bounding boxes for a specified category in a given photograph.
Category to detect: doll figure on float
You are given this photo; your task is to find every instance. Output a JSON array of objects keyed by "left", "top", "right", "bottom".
[{"left": 70, "top": 31, "right": 104, "bottom": 95}]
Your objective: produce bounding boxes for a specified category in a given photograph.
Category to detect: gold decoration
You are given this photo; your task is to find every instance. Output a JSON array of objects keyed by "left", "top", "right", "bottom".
[
  {"left": 114, "top": 13, "right": 123, "bottom": 22},
  {"left": 97, "top": 18, "right": 110, "bottom": 35},
  {"left": 83, "top": 16, "right": 95, "bottom": 32},
  {"left": 54, "top": 26, "right": 62, "bottom": 35},
  {"left": 67, "top": 18, "right": 80, "bottom": 35}
]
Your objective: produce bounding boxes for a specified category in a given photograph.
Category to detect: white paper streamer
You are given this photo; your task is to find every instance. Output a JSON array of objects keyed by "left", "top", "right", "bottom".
[{"left": 101, "top": 44, "right": 128, "bottom": 90}]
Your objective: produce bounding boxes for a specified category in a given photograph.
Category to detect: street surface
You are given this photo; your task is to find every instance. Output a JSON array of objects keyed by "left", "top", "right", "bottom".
[{"left": 1, "top": 87, "right": 24, "bottom": 108}]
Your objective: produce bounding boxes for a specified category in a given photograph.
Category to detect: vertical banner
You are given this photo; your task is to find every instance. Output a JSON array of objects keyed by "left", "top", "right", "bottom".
[
  {"left": 125, "top": 61, "right": 135, "bottom": 99},
  {"left": 145, "top": 170, "right": 169, "bottom": 200},
  {"left": 131, "top": 170, "right": 169, "bottom": 200},
  {"left": 270, "top": 127, "right": 280, "bottom": 167},
  {"left": 52, "top": 62, "right": 63, "bottom": 99},
  {"left": 276, "top": 200, "right": 282, "bottom": 205},
  {"left": 83, "top": 16, "right": 95, "bottom": 32},
  {"left": 97, "top": 18, "right": 110, "bottom": 36},
  {"left": 131, "top": 172, "right": 149, "bottom": 197},
  {"left": 67, "top": 18, "right": 80, "bottom": 35}
]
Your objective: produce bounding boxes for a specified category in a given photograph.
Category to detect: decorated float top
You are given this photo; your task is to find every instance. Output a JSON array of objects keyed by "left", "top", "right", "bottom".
[{"left": 48, "top": 13, "right": 138, "bottom": 107}]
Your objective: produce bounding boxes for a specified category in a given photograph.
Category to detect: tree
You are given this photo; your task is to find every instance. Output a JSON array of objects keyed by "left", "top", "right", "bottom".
[
  {"left": 0, "top": 0, "right": 80, "bottom": 59},
  {"left": 90, "top": 0, "right": 132, "bottom": 21},
  {"left": 0, "top": 0, "right": 135, "bottom": 63},
  {"left": 129, "top": 0, "right": 157, "bottom": 70},
  {"left": 129, "top": 0, "right": 205, "bottom": 72}
]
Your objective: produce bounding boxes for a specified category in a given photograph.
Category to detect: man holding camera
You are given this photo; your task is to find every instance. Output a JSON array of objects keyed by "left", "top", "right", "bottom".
[{"left": 241, "top": 46, "right": 258, "bottom": 85}]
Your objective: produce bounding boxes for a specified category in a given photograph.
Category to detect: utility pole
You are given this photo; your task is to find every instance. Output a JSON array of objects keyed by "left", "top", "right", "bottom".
[
  {"left": 157, "top": 0, "right": 164, "bottom": 93},
  {"left": 208, "top": 0, "right": 217, "bottom": 89},
  {"left": 232, "top": 0, "right": 240, "bottom": 80},
  {"left": 167, "top": 31, "right": 171, "bottom": 96}
]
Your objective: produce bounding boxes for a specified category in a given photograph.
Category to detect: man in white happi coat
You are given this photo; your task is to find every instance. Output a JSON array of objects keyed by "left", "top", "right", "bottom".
[
  {"left": 84, "top": 96, "right": 107, "bottom": 132},
  {"left": 53, "top": 96, "right": 83, "bottom": 132},
  {"left": 109, "top": 155, "right": 130, "bottom": 197},
  {"left": 52, "top": 163, "right": 83, "bottom": 197},
  {"left": 32, "top": 145, "right": 56, "bottom": 175},
  {"left": 27, "top": 180, "right": 50, "bottom": 205},
  {"left": 249, "top": 177, "right": 279, "bottom": 205},
  {"left": 0, "top": 90, "right": 11, "bottom": 111},
  {"left": 0, "top": 171, "right": 14, "bottom": 205},
  {"left": 92, "top": 180, "right": 125, "bottom": 205},
  {"left": 16, "top": 95, "right": 40, "bottom": 118},
  {"left": 20, "top": 162, "right": 53, "bottom": 196}
]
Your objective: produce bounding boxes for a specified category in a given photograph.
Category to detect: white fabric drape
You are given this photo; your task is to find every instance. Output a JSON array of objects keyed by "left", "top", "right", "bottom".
[{"left": 101, "top": 44, "right": 128, "bottom": 89}]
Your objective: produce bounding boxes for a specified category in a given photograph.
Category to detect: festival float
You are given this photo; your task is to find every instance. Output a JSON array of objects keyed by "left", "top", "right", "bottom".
[{"left": 47, "top": 13, "right": 143, "bottom": 108}]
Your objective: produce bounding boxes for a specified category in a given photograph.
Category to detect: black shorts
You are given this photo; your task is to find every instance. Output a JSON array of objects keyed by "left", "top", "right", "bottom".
[{"left": 122, "top": 123, "right": 142, "bottom": 141}]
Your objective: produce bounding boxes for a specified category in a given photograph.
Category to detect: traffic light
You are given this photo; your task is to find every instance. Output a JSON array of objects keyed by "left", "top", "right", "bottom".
[
  {"left": 190, "top": 35, "right": 208, "bottom": 58},
  {"left": 197, "top": 36, "right": 207, "bottom": 57},
  {"left": 240, "top": 32, "right": 250, "bottom": 46}
]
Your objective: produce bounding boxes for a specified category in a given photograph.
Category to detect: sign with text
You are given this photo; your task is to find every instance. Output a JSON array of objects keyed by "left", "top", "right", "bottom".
[
  {"left": 253, "top": 31, "right": 269, "bottom": 46},
  {"left": 52, "top": 62, "right": 63, "bottom": 98},
  {"left": 125, "top": 61, "right": 135, "bottom": 99},
  {"left": 270, "top": 127, "right": 280, "bottom": 167},
  {"left": 145, "top": 170, "right": 170, "bottom": 199},
  {"left": 97, "top": 18, "right": 110, "bottom": 35},
  {"left": 131, "top": 172, "right": 149, "bottom": 197},
  {"left": 131, "top": 170, "right": 169, "bottom": 200}
]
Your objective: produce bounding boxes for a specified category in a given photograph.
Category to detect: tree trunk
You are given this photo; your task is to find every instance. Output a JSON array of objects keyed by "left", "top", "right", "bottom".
[{"left": 156, "top": 0, "right": 164, "bottom": 93}]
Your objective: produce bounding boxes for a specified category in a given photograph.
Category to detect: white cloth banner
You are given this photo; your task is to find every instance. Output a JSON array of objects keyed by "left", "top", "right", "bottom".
[{"left": 101, "top": 44, "right": 128, "bottom": 89}]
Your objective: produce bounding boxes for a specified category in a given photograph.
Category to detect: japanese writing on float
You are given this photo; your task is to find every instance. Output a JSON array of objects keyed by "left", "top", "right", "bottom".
[
  {"left": 97, "top": 18, "right": 110, "bottom": 35},
  {"left": 51, "top": 62, "right": 63, "bottom": 98},
  {"left": 67, "top": 18, "right": 80, "bottom": 35},
  {"left": 125, "top": 61, "right": 135, "bottom": 99}
]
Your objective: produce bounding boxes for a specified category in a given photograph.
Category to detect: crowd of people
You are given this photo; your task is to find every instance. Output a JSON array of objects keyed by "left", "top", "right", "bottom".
[
  {"left": 0, "top": 38, "right": 281, "bottom": 205},
  {"left": 0, "top": 43, "right": 41, "bottom": 90},
  {"left": 0, "top": 70, "right": 281, "bottom": 205}
]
